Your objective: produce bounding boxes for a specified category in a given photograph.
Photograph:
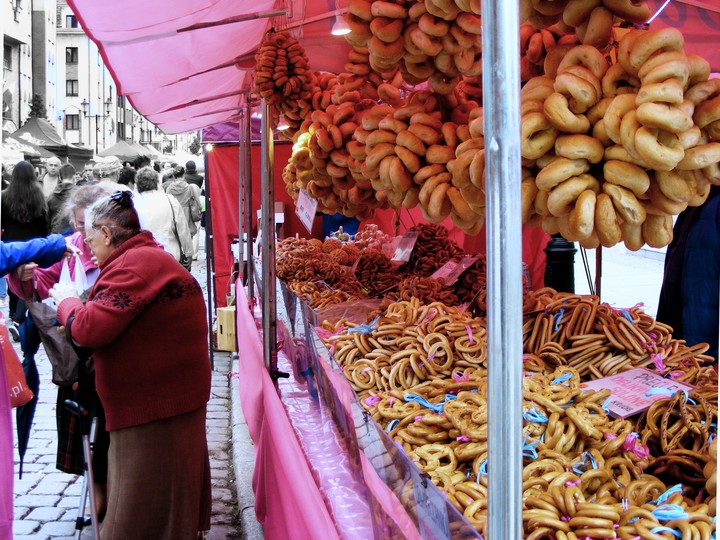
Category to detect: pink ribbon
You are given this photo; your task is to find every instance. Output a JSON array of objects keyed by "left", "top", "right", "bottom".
[
  {"left": 414, "top": 415, "right": 424, "bottom": 422},
  {"left": 388, "top": 397, "right": 395, "bottom": 406},
  {"left": 364, "top": 395, "right": 381, "bottom": 406},
  {"left": 453, "top": 371, "right": 470, "bottom": 383},
  {"left": 564, "top": 480, "right": 581, "bottom": 487},
  {"left": 604, "top": 433, "right": 617, "bottom": 440},
  {"left": 456, "top": 435, "right": 470, "bottom": 442},
  {"left": 427, "top": 350, "right": 436, "bottom": 362},
  {"left": 465, "top": 325, "right": 475, "bottom": 345},
  {"left": 651, "top": 353, "right": 664, "bottom": 373},
  {"left": 668, "top": 371, "right": 684, "bottom": 380},
  {"left": 421, "top": 308, "right": 438, "bottom": 325}
]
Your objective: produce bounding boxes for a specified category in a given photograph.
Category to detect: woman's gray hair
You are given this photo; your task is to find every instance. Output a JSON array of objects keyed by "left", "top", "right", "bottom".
[
  {"left": 86, "top": 190, "right": 141, "bottom": 246},
  {"left": 64, "top": 181, "right": 126, "bottom": 228},
  {"left": 135, "top": 166, "right": 160, "bottom": 193}
]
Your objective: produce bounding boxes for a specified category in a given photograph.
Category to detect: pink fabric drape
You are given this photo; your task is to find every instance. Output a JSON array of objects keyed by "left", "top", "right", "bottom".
[
  {"left": 0, "top": 346, "right": 14, "bottom": 540},
  {"left": 235, "top": 285, "right": 340, "bottom": 540}
]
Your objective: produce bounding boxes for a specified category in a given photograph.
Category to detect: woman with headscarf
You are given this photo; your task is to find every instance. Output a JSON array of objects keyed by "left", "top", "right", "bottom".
[{"left": 49, "top": 190, "right": 211, "bottom": 539}]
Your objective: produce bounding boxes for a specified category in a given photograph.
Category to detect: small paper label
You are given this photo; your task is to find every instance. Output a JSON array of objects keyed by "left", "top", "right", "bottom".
[
  {"left": 295, "top": 189, "right": 317, "bottom": 234},
  {"left": 431, "top": 255, "right": 479, "bottom": 286},
  {"left": 391, "top": 231, "right": 419, "bottom": 263},
  {"left": 581, "top": 367, "right": 694, "bottom": 418}
]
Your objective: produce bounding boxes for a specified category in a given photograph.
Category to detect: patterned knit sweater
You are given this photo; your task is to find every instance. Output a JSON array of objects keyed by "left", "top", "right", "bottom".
[{"left": 56, "top": 231, "right": 211, "bottom": 431}]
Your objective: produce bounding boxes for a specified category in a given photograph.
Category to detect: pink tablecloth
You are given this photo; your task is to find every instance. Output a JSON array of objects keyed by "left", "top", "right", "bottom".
[{"left": 235, "top": 285, "right": 341, "bottom": 540}]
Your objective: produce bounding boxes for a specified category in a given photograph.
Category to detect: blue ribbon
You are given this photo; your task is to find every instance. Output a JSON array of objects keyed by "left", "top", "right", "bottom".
[
  {"left": 645, "top": 388, "right": 696, "bottom": 405},
  {"left": 653, "top": 504, "right": 688, "bottom": 521},
  {"left": 601, "top": 397, "right": 611, "bottom": 414},
  {"left": 386, "top": 419, "right": 400, "bottom": 433},
  {"left": 572, "top": 451, "right": 598, "bottom": 475},
  {"left": 523, "top": 407, "right": 549, "bottom": 423},
  {"left": 403, "top": 393, "right": 457, "bottom": 414},
  {"left": 650, "top": 527, "right": 682, "bottom": 538},
  {"left": 522, "top": 433, "right": 539, "bottom": 460},
  {"left": 347, "top": 315, "right": 381, "bottom": 334},
  {"left": 476, "top": 459, "right": 488, "bottom": 483},
  {"left": 655, "top": 484, "right": 683, "bottom": 505},
  {"left": 621, "top": 310, "right": 634, "bottom": 323},
  {"left": 551, "top": 372, "right": 573, "bottom": 385},
  {"left": 553, "top": 308, "right": 565, "bottom": 332}
]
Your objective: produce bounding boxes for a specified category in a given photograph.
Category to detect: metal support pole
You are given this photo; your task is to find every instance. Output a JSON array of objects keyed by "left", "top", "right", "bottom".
[
  {"left": 595, "top": 246, "right": 603, "bottom": 300},
  {"left": 260, "top": 99, "right": 277, "bottom": 374},
  {"left": 238, "top": 116, "right": 245, "bottom": 285},
  {"left": 482, "top": 1, "right": 523, "bottom": 539},
  {"left": 244, "top": 105, "right": 255, "bottom": 304},
  {"left": 204, "top": 150, "right": 215, "bottom": 371}
]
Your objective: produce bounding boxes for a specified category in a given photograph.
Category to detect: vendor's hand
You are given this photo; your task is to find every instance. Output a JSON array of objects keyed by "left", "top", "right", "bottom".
[
  {"left": 65, "top": 240, "right": 82, "bottom": 257},
  {"left": 17, "top": 263, "right": 38, "bottom": 282},
  {"left": 49, "top": 282, "right": 81, "bottom": 304}
]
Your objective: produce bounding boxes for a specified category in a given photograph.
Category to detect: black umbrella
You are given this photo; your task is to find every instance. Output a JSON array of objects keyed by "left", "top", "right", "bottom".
[{"left": 16, "top": 316, "right": 41, "bottom": 478}]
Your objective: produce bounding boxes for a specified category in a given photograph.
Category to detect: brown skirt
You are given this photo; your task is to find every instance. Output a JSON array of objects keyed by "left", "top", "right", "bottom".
[{"left": 100, "top": 406, "right": 211, "bottom": 540}]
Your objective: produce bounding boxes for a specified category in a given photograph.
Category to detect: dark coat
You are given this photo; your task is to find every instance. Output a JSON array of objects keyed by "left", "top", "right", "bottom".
[
  {"left": 657, "top": 185, "right": 720, "bottom": 362},
  {"left": 184, "top": 171, "right": 204, "bottom": 189}
]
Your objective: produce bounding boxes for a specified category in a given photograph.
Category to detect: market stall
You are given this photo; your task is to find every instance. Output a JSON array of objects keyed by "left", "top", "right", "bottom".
[{"left": 65, "top": 0, "right": 718, "bottom": 539}]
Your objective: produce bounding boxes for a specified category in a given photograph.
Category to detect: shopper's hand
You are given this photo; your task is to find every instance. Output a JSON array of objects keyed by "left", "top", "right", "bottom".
[
  {"left": 49, "top": 282, "right": 81, "bottom": 304},
  {"left": 65, "top": 240, "right": 82, "bottom": 257},
  {"left": 17, "top": 263, "right": 38, "bottom": 282}
]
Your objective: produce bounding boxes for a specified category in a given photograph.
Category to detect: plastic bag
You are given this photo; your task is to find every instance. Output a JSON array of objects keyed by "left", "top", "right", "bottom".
[
  {"left": 1, "top": 313, "right": 33, "bottom": 407},
  {"left": 58, "top": 256, "right": 88, "bottom": 295}
]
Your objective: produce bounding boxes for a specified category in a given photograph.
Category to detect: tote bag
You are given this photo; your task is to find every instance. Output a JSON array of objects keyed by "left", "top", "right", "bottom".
[{"left": 27, "top": 257, "right": 89, "bottom": 387}]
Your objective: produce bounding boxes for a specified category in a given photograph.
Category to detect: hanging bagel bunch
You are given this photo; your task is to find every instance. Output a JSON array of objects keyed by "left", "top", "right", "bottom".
[
  {"left": 517, "top": 0, "right": 720, "bottom": 251},
  {"left": 252, "top": 31, "right": 317, "bottom": 138}
]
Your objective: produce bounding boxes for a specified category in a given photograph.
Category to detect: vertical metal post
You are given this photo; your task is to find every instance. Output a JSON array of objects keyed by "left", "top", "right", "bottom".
[
  {"left": 482, "top": 1, "right": 523, "bottom": 539},
  {"left": 245, "top": 104, "right": 255, "bottom": 304},
  {"left": 238, "top": 115, "right": 245, "bottom": 285},
  {"left": 595, "top": 246, "right": 603, "bottom": 299},
  {"left": 204, "top": 149, "right": 215, "bottom": 371},
  {"left": 260, "top": 99, "right": 277, "bottom": 374}
]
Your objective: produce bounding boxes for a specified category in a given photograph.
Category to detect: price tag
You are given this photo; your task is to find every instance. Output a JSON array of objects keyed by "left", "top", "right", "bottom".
[
  {"left": 391, "top": 231, "right": 419, "bottom": 263},
  {"left": 431, "top": 255, "right": 479, "bottom": 286},
  {"left": 295, "top": 189, "right": 317, "bottom": 234},
  {"left": 410, "top": 465, "right": 451, "bottom": 540},
  {"left": 581, "top": 368, "right": 694, "bottom": 418}
]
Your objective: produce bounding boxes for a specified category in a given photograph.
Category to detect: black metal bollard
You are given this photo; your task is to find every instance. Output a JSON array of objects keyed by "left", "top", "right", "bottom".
[{"left": 544, "top": 234, "right": 577, "bottom": 293}]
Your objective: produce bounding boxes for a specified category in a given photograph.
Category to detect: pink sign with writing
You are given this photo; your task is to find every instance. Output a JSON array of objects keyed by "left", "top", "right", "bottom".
[{"left": 581, "top": 368, "right": 694, "bottom": 418}]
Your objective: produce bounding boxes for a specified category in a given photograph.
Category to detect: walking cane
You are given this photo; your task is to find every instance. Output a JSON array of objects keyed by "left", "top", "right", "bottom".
[{"left": 64, "top": 316, "right": 101, "bottom": 539}]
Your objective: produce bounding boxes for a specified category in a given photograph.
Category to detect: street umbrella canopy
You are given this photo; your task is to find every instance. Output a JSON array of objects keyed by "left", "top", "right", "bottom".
[
  {"left": 97, "top": 140, "right": 149, "bottom": 162},
  {"left": 12, "top": 117, "right": 93, "bottom": 168}
]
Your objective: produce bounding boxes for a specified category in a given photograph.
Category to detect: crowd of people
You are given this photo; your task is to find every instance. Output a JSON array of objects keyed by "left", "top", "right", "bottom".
[{"left": 0, "top": 154, "right": 211, "bottom": 538}]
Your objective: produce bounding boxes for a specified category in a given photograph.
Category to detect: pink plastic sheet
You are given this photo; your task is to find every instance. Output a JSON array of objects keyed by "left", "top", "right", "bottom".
[
  {"left": 235, "top": 285, "right": 340, "bottom": 540},
  {"left": 0, "top": 348, "right": 13, "bottom": 540}
]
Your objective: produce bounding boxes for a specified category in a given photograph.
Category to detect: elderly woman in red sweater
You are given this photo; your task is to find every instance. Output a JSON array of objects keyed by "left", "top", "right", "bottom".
[{"left": 49, "top": 190, "right": 211, "bottom": 539}]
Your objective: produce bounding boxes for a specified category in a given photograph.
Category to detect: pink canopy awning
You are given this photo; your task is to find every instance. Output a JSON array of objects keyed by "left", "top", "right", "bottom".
[
  {"left": 68, "top": 0, "right": 720, "bottom": 135},
  {"left": 67, "top": 0, "right": 350, "bottom": 134}
]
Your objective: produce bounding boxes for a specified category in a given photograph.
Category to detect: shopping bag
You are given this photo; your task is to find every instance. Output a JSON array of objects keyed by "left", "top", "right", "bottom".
[
  {"left": 59, "top": 256, "right": 88, "bottom": 294},
  {"left": 1, "top": 315, "right": 33, "bottom": 407},
  {"left": 27, "top": 256, "right": 89, "bottom": 386}
]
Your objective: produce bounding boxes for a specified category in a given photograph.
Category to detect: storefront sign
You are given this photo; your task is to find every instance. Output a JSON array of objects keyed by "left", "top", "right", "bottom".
[
  {"left": 581, "top": 367, "right": 695, "bottom": 418},
  {"left": 295, "top": 189, "right": 317, "bottom": 233}
]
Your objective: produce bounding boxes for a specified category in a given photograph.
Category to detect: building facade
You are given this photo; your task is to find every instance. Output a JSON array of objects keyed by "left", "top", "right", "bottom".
[{"left": 2, "top": 0, "right": 194, "bottom": 156}]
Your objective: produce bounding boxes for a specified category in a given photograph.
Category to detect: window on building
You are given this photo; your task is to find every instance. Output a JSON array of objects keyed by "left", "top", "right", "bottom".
[
  {"left": 65, "top": 114, "right": 80, "bottom": 131},
  {"left": 117, "top": 122, "right": 125, "bottom": 140},
  {"left": 66, "top": 47, "right": 78, "bottom": 64},
  {"left": 3, "top": 46, "right": 11, "bottom": 70},
  {"left": 66, "top": 79, "right": 79, "bottom": 96},
  {"left": 66, "top": 15, "right": 78, "bottom": 28}
]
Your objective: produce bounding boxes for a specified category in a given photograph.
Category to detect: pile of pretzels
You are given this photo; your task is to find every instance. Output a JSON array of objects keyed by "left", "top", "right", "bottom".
[{"left": 316, "top": 293, "right": 716, "bottom": 538}]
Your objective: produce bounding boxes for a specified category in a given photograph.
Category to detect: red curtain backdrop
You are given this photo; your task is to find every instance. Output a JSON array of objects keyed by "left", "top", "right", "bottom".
[{"left": 206, "top": 143, "right": 325, "bottom": 306}]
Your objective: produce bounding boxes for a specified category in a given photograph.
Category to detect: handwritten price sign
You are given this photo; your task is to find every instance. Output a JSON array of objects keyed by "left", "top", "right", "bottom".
[{"left": 295, "top": 189, "right": 317, "bottom": 233}]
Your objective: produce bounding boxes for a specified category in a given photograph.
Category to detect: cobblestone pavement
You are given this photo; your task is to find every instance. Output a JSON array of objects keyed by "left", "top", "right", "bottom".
[{"left": 9, "top": 243, "right": 243, "bottom": 539}]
